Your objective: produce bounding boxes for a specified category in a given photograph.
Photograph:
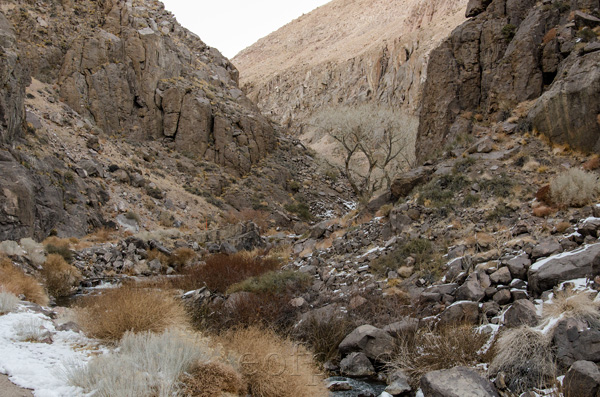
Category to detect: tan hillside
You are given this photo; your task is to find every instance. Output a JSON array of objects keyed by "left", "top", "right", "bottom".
[{"left": 234, "top": 0, "right": 469, "bottom": 133}]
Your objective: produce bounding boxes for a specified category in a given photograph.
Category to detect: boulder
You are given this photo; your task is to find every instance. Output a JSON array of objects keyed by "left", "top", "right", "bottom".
[
  {"left": 456, "top": 277, "right": 485, "bottom": 302},
  {"left": 492, "top": 289, "right": 512, "bottom": 305},
  {"left": 420, "top": 366, "right": 499, "bottom": 397},
  {"left": 531, "top": 239, "right": 561, "bottom": 260},
  {"left": 385, "top": 369, "right": 411, "bottom": 395},
  {"left": 553, "top": 317, "right": 600, "bottom": 368},
  {"left": 489, "top": 267, "right": 512, "bottom": 285},
  {"left": 383, "top": 317, "right": 419, "bottom": 338},
  {"left": 339, "top": 324, "right": 396, "bottom": 361},
  {"left": 340, "top": 352, "right": 375, "bottom": 377},
  {"left": 390, "top": 166, "right": 434, "bottom": 199},
  {"left": 503, "top": 299, "right": 539, "bottom": 328},
  {"left": 563, "top": 361, "right": 600, "bottom": 397},
  {"left": 439, "top": 301, "right": 480, "bottom": 326},
  {"left": 505, "top": 253, "right": 531, "bottom": 279},
  {"left": 528, "top": 243, "right": 600, "bottom": 296}
]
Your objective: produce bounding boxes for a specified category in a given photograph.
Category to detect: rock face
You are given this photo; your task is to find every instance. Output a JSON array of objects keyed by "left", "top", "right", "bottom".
[
  {"left": 528, "top": 243, "right": 600, "bottom": 296},
  {"left": 5, "top": 0, "right": 276, "bottom": 175},
  {"left": 563, "top": 361, "right": 600, "bottom": 397},
  {"left": 416, "top": 0, "right": 600, "bottom": 161},
  {"left": 0, "top": 12, "right": 28, "bottom": 144},
  {"left": 420, "top": 366, "right": 499, "bottom": 397},
  {"left": 553, "top": 317, "right": 600, "bottom": 368},
  {"left": 234, "top": 0, "right": 468, "bottom": 158}
]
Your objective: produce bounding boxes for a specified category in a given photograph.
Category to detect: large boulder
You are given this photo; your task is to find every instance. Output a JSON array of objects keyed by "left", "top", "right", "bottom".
[
  {"left": 529, "top": 51, "right": 600, "bottom": 153},
  {"left": 563, "top": 360, "right": 600, "bottom": 397},
  {"left": 339, "top": 324, "right": 396, "bottom": 361},
  {"left": 340, "top": 352, "right": 375, "bottom": 377},
  {"left": 390, "top": 166, "right": 434, "bottom": 199},
  {"left": 503, "top": 299, "right": 540, "bottom": 328},
  {"left": 420, "top": 366, "right": 499, "bottom": 397},
  {"left": 553, "top": 317, "right": 600, "bottom": 368},
  {"left": 528, "top": 243, "right": 600, "bottom": 296},
  {"left": 438, "top": 301, "right": 480, "bottom": 326}
]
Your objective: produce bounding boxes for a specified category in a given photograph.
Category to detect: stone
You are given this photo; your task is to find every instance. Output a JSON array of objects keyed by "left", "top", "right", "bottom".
[
  {"left": 573, "top": 11, "right": 600, "bottom": 29},
  {"left": 579, "top": 218, "right": 600, "bottom": 238},
  {"left": 482, "top": 301, "right": 501, "bottom": 317},
  {"left": 421, "top": 366, "right": 499, "bottom": 397},
  {"left": 339, "top": 324, "right": 396, "bottom": 361},
  {"left": 503, "top": 299, "right": 539, "bottom": 328},
  {"left": 490, "top": 267, "right": 512, "bottom": 285},
  {"left": 531, "top": 239, "right": 561, "bottom": 260},
  {"left": 492, "top": 289, "right": 512, "bottom": 305},
  {"left": 563, "top": 361, "right": 600, "bottom": 397},
  {"left": 553, "top": 317, "right": 600, "bottom": 368},
  {"left": 340, "top": 352, "right": 375, "bottom": 377},
  {"left": 390, "top": 166, "right": 434, "bottom": 199},
  {"left": 505, "top": 253, "right": 531, "bottom": 279},
  {"left": 383, "top": 317, "right": 419, "bottom": 338},
  {"left": 456, "top": 277, "right": 485, "bottom": 302},
  {"left": 385, "top": 369, "right": 411, "bottom": 395},
  {"left": 439, "top": 301, "right": 480, "bottom": 326},
  {"left": 528, "top": 243, "right": 600, "bottom": 296}
]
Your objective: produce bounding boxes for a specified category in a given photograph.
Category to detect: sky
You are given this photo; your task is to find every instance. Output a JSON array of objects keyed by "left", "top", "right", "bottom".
[{"left": 160, "top": 1, "right": 331, "bottom": 59}]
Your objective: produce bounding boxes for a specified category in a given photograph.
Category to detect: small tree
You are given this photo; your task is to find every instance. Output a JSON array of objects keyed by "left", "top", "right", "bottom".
[{"left": 311, "top": 104, "right": 413, "bottom": 203}]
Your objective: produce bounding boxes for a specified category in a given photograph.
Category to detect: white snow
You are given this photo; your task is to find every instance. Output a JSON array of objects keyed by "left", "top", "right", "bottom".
[{"left": 0, "top": 305, "right": 103, "bottom": 397}]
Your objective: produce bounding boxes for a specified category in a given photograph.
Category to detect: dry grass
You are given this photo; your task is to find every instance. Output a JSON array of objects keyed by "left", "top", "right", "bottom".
[
  {"left": 222, "top": 327, "right": 327, "bottom": 397},
  {"left": 489, "top": 327, "right": 556, "bottom": 393},
  {"left": 0, "top": 256, "right": 48, "bottom": 306},
  {"left": 543, "top": 288, "right": 600, "bottom": 323},
  {"left": 175, "top": 253, "right": 280, "bottom": 293},
  {"left": 0, "top": 288, "right": 20, "bottom": 314},
  {"left": 293, "top": 315, "right": 355, "bottom": 364},
  {"left": 168, "top": 247, "right": 196, "bottom": 269},
  {"left": 386, "top": 324, "right": 490, "bottom": 388},
  {"left": 85, "top": 228, "right": 114, "bottom": 243},
  {"left": 75, "top": 286, "right": 188, "bottom": 343},
  {"left": 41, "top": 254, "right": 82, "bottom": 298},
  {"left": 550, "top": 168, "right": 600, "bottom": 207},
  {"left": 180, "top": 361, "right": 246, "bottom": 397},
  {"left": 13, "top": 317, "right": 50, "bottom": 342}
]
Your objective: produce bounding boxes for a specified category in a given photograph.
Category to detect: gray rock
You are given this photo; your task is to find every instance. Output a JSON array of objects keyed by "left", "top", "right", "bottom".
[
  {"left": 383, "top": 317, "right": 419, "bottom": 338},
  {"left": 456, "top": 278, "right": 485, "bottom": 302},
  {"left": 439, "top": 301, "right": 480, "bottom": 326},
  {"left": 505, "top": 253, "right": 531, "bottom": 279},
  {"left": 421, "top": 366, "right": 499, "bottom": 397},
  {"left": 503, "top": 299, "right": 539, "bottom": 328},
  {"left": 465, "top": 0, "right": 492, "bottom": 18},
  {"left": 528, "top": 243, "right": 600, "bottom": 296},
  {"left": 390, "top": 166, "right": 434, "bottom": 199},
  {"left": 531, "top": 239, "right": 561, "bottom": 260},
  {"left": 339, "top": 324, "right": 396, "bottom": 361},
  {"left": 553, "top": 317, "right": 600, "bottom": 368},
  {"left": 385, "top": 369, "right": 411, "bottom": 395},
  {"left": 340, "top": 352, "right": 375, "bottom": 377},
  {"left": 492, "top": 289, "right": 512, "bottom": 305},
  {"left": 563, "top": 360, "right": 600, "bottom": 397},
  {"left": 490, "top": 267, "right": 512, "bottom": 285}
]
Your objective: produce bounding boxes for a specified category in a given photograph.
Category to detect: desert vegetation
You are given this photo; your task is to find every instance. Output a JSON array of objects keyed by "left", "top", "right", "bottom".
[{"left": 550, "top": 168, "right": 600, "bottom": 207}]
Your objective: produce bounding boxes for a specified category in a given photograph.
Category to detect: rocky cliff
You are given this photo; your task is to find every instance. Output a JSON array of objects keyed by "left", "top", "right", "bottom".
[
  {"left": 2, "top": 0, "right": 276, "bottom": 175},
  {"left": 416, "top": 0, "right": 600, "bottom": 162},
  {"left": 233, "top": 0, "right": 469, "bottom": 138}
]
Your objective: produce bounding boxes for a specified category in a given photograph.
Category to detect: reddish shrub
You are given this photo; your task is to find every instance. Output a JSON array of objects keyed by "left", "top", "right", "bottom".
[
  {"left": 535, "top": 184, "right": 552, "bottom": 205},
  {"left": 174, "top": 253, "right": 280, "bottom": 293}
]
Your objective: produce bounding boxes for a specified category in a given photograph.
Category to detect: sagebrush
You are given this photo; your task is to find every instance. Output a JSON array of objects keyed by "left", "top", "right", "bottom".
[
  {"left": 550, "top": 168, "right": 600, "bottom": 207},
  {"left": 41, "top": 254, "right": 82, "bottom": 298}
]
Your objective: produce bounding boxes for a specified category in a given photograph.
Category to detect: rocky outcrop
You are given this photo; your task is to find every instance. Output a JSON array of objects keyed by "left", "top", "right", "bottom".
[
  {"left": 0, "top": 12, "right": 28, "bottom": 144},
  {"left": 564, "top": 361, "right": 600, "bottom": 397},
  {"left": 416, "top": 0, "right": 600, "bottom": 161},
  {"left": 5, "top": 0, "right": 276, "bottom": 175}
]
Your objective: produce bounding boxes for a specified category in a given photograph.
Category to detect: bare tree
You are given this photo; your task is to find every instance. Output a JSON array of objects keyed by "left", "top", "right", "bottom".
[{"left": 311, "top": 103, "right": 414, "bottom": 204}]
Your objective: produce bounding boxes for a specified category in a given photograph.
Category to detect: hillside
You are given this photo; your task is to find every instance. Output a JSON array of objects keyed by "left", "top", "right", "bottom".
[{"left": 233, "top": 0, "right": 468, "bottom": 138}]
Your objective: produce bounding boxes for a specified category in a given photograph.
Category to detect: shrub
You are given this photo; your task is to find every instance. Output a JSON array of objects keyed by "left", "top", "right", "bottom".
[
  {"left": 543, "top": 288, "right": 600, "bottom": 323},
  {"left": 124, "top": 211, "right": 141, "bottom": 223},
  {"left": 13, "top": 317, "right": 50, "bottom": 342},
  {"left": 417, "top": 174, "right": 469, "bottom": 208},
  {"left": 370, "top": 238, "right": 437, "bottom": 277},
  {"left": 75, "top": 286, "right": 188, "bottom": 342},
  {"left": 168, "top": 247, "right": 196, "bottom": 269},
  {"left": 0, "top": 288, "right": 20, "bottom": 314},
  {"left": 387, "top": 324, "right": 490, "bottom": 388},
  {"left": 227, "top": 270, "right": 312, "bottom": 294},
  {"left": 0, "top": 256, "right": 49, "bottom": 305},
  {"left": 180, "top": 361, "right": 246, "bottom": 397},
  {"left": 284, "top": 202, "right": 313, "bottom": 221},
  {"left": 293, "top": 315, "right": 355, "bottom": 364},
  {"left": 502, "top": 24, "right": 517, "bottom": 41},
  {"left": 175, "top": 253, "right": 280, "bottom": 294},
  {"left": 550, "top": 168, "right": 600, "bottom": 207},
  {"left": 44, "top": 236, "right": 74, "bottom": 263},
  {"left": 41, "top": 254, "right": 82, "bottom": 298},
  {"left": 66, "top": 329, "right": 216, "bottom": 397},
  {"left": 479, "top": 173, "right": 514, "bottom": 198},
  {"left": 489, "top": 327, "right": 556, "bottom": 393},
  {"left": 0, "top": 240, "right": 24, "bottom": 256},
  {"left": 223, "top": 327, "right": 327, "bottom": 397},
  {"left": 19, "top": 238, "right": 46, "bottom": 265}
]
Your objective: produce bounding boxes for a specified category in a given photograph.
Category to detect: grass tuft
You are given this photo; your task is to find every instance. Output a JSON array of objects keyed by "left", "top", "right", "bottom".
[
  {"left": 180, "top": 361, "right": 246, "bottom": 397},
  {"left": 75, "top": 286, "right": 188, "bottom": 343},
  {"left": 0, "top": 288, "right": 20, "bottom": 314},
  {"left": 41, "top": 254, "right": 82, "bottom": 298},
  {"left": 550, "top": 168, "right": 600, "bottom": 208},
  {"left": 0, "top": 256, "right": 48, "bottom": 306}
]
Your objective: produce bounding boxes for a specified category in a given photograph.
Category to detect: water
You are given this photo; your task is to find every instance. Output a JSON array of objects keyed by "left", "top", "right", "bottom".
[{"left": 326, "top": 376, "right": 387, "bottom": 397}]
